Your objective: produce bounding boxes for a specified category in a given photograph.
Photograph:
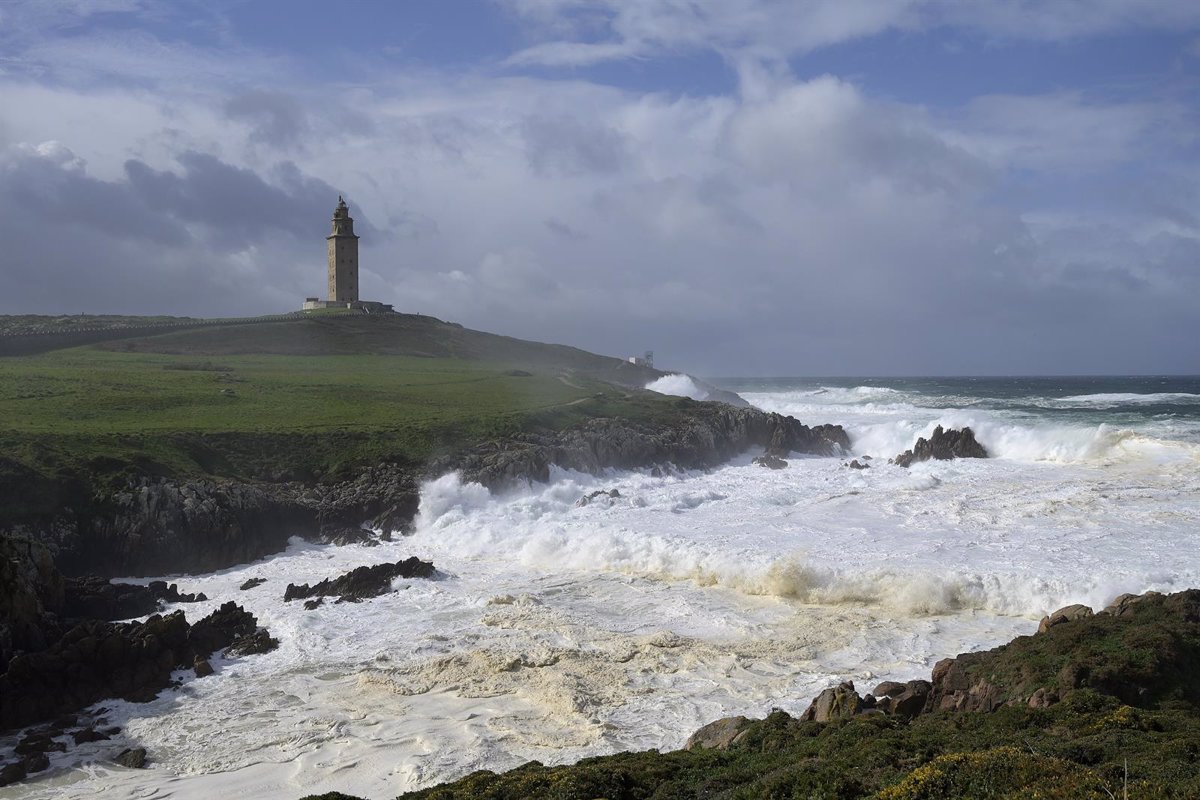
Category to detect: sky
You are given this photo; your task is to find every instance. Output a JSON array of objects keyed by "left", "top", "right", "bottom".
[{"left": 1, "top": 1, "right": 1198, "bottom": 375}]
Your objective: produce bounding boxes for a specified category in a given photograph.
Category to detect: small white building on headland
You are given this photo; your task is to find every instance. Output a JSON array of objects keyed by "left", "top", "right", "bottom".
[{"left": 303, "top": 196, "right": 394, "bottom": 313}]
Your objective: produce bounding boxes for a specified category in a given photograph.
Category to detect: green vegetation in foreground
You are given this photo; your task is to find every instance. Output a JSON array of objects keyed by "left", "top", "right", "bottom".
[
  {"left": 0, "top": 314, "right": 681, "bottom": 521},
  {"left": 301, "top": 591, "right": 1200, "bottom": 800},
  {"left": 384, "top": 698, "right": 1200, "bottom": 800}
]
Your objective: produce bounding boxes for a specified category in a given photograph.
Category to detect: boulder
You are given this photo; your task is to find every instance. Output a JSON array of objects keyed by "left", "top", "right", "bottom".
[
  {"left": 1100, "top": 592, "right": 1159, "bottom": 617},
  {"left": 800, "top": 682, "right": 864, "bottom": 723},
  {"left": 576, "top": 489, "right": 622, "bottom": 507},
  {"left": 114, "top": 748, "right": 147, "bottom": 769},
  {"left": 847, "top": 459, "right": 869, "bottom": 470},
  {"left": 0, "top": 761, "right": 27, "bottom": 786},
  {"left": 193, "top": 657, "right": 214, "bottom": 677},
  {"left": 1037, "top": 604, "right": 1094, "bottom": 633},
  {"left": 891, "top": 680, "right": 932, "bottom": 718},
  {"left": 0, "top": 602, "right": 271, "bottom": 733},
  {"left": 225, "top": 629, "right": 279, "bottom": 657},
  {"left": 239, "top": 577, "right": 267, "bottom": 591},
  {"left": 683, "top": 715, "right": 754, "bottom": 751},
  {"left": 284, "top": 557, "right": 436, "bottom": 605},
  {"left": 872, "top": 680, "right": 906, "bottom": 698},
  {"left": 753, "top": 454, "right": 788, "bottom": 470},
  {"left": 892, "top": 426, "right": 988, "bottom": 468}
]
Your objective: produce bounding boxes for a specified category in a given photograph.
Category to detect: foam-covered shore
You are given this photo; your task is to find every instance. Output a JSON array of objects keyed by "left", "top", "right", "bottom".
[{"left": 3, "top": 377, "right": 1199, "bottom": 797}]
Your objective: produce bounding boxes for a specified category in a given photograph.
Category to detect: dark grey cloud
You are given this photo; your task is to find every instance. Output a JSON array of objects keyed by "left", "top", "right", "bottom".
[{"left": 0, "top": 142, "right": 354, "bottom": 316}]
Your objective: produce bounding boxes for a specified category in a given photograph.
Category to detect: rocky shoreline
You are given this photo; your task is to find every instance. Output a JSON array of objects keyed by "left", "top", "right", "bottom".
[
  {"left": 0, "top": 400, "right": 850, "bottom": 761},
  {"left": 2, "top": 401, "right": 849, "bottom": 580},
  {"left": 340, "top": 588, "right": 1200, "bottom": 800}
]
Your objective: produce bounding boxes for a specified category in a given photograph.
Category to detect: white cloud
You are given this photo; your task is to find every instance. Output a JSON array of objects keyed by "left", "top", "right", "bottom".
[
  {"left": 0, "top": 3, "right": 1196, "bottom": 373},
  {"left": 499, "top": 0, "right": 1200, "bottom": 66}
]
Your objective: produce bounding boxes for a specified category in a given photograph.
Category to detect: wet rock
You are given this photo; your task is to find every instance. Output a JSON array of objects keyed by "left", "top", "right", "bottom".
[
  {"left": 225, "top": 629, "right": 279, "bottom": 657},
  {"left": 576, "top": 489, "right": 622, "bottom": 507},
  {"left": 0, "top": 602, "right": 269, "bottom": 732},
  {"left": 23, "top": 752, "right": 49, "bottom": 774},
  {"left": 753, "top": 454, "right": 788, "bottom": 470},
  {"left": 0, "top": 761, "right": 27, "bottom": 786},
  {"left": 193, "top": 657, "right": 214, "bottom": 677},
  {"left": 239, "top": 577, "right": 267, "bottom": 591},
  {"left": 318, "top": 525, "right": 377, "bottom": 547},
  {"left": 63, "top": 577, "right": 205, "bottom": 621},
  {"left": 1038, "top": 603, "right": 1094, "bottom": 633},
  {"left": 0, "top": 535, "right": 64, "bottom": 668},
  {"left": 15, "top": 733, "right": 60, "bottom": 756},
  {"left": 72, "top": 727, "right": 111, "bottom": 744},
  {"left": 847, "top": 459, "right": 869, "bottom": 470},
  {"left": 684, "top": 716, "right": 754, "bottom": 751},
  {"left": 892, "top": 426, "right": 988, "bottom": 468},
  {"left": 443, "top": 406, "right": 849, "bottom": 490},
  {"left": 800, "top": 682, "right": 864, "bottom": 723},
  {"left": 304, "top": 598, "right": 324, "bottom": 610},
  {"left": 284, "top": 557, "right": 436, "bottom": 606},
  {"left": 114, "top": 747, "right": 147, "bottom": 769}
]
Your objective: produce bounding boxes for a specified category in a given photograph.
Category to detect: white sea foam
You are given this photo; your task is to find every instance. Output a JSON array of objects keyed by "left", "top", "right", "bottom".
[
  {"left": 10, "top": 381, "right": 1200, "bottom": 800},
  {"left": 645, "top": 374, "right": 709, "bottom": 401}
]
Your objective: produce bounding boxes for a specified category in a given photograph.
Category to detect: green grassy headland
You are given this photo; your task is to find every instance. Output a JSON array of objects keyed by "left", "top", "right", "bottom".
[{"left": 0, "top": 313, "right": 679, "bottom": 523}]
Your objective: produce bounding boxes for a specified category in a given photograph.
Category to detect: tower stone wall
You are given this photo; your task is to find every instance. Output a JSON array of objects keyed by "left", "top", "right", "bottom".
[{"left": 327, "top": 196, "right": 359, "bottom": 303}]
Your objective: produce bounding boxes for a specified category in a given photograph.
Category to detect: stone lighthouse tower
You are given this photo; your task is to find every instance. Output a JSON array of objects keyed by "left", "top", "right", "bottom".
[{"left": 327, "top": 195, "right": 359, "bottom": 303}]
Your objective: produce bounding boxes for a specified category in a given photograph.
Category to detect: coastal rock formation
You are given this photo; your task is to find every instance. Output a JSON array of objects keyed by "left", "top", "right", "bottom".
[
  {"left": 445, "top": 405, "right": 849, "bottom": 489},
  {"left": 0, "top": 601, "right": 268, "bottom": 732},
  {"left": 0, "top": 462, "right": 423, "bottom": 578},
  {"left": 283, "top": 557, "right": 436, "bottom": 605},
  {"left": 63, "top": 576, "right": 206, "bottom": 621},
  {"left": 753, "top": 454, "right": 788, "bottom": 469},
  {"left": 0, "top": 536, "right": 64, "bottom": 668},
  {"left": 683, "top": 715, "right": 754, "bottom": 751},
  {"left": 891, "top": 425, "right": 988, "bottom": 468},
  {"left": 1037, "top": 602, "right": 1093, "bottom": 633}
]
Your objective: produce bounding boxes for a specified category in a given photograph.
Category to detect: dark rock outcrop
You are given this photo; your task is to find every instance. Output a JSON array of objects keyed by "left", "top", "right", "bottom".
[
  {"left": 753, "top": 454, "right": 788, "bottom": 470},
  {"left": 239, "top": 577, "right": 267, "bottom": 591},
  {"left": 0, "top": 601, "right": 269, "bottom": 732},
  {"left": 63, "top": 576, "right": 206, "bottom": 621},
  {"left": 225, "top": 629, "right": 279, "bottom": 657},
  {"left": 892, "top": 425, "right": 988, "bottom": 468},
  {"left": 0, "top": 536, "right": 64, "bottom": 669},
  {"left": 576, "top": 489, "right": 621, "bottom": 507},
  {"left": 4, "top": 463, "right": 422, "bottom": 579},
  {"left": 284, "top": 557, "right": 436, "bottom": 606},
  {"left": 444, "top": 406, "right": 849, "bottom": 489},
  {"left": 114, "top": 747, "right": 147, "bottom": 768}
]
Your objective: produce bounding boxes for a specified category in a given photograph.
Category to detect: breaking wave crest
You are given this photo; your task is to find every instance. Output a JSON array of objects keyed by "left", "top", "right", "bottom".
[
  {"left": 413, "top": 473, "right": 1181, "bottom": 619},
  {"left": 645, "top": 374, "right": 709, "bottom": 401}
]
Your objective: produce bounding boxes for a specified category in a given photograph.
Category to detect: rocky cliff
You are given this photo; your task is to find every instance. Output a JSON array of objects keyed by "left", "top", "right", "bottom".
[
  {"left": 2, "top": 403, "right": 847, "bottom": 578},
  {"left": 442, "top": 400, "right": 849, "bottom": 489}
]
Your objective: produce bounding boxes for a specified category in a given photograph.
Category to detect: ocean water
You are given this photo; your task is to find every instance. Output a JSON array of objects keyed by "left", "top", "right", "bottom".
[{"left": 7, "top": 376, "right": 1200, "bottom": 800}]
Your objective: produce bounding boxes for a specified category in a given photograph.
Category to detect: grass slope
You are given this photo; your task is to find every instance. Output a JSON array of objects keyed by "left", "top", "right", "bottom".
[{"left": 0, "top": 313, "right": 685, "bottom": 522}]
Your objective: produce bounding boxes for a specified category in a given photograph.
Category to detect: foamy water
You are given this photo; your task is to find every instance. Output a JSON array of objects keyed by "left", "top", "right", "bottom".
[{"left": 6, "top": 377, "right": 1200, "bottom": 799}]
